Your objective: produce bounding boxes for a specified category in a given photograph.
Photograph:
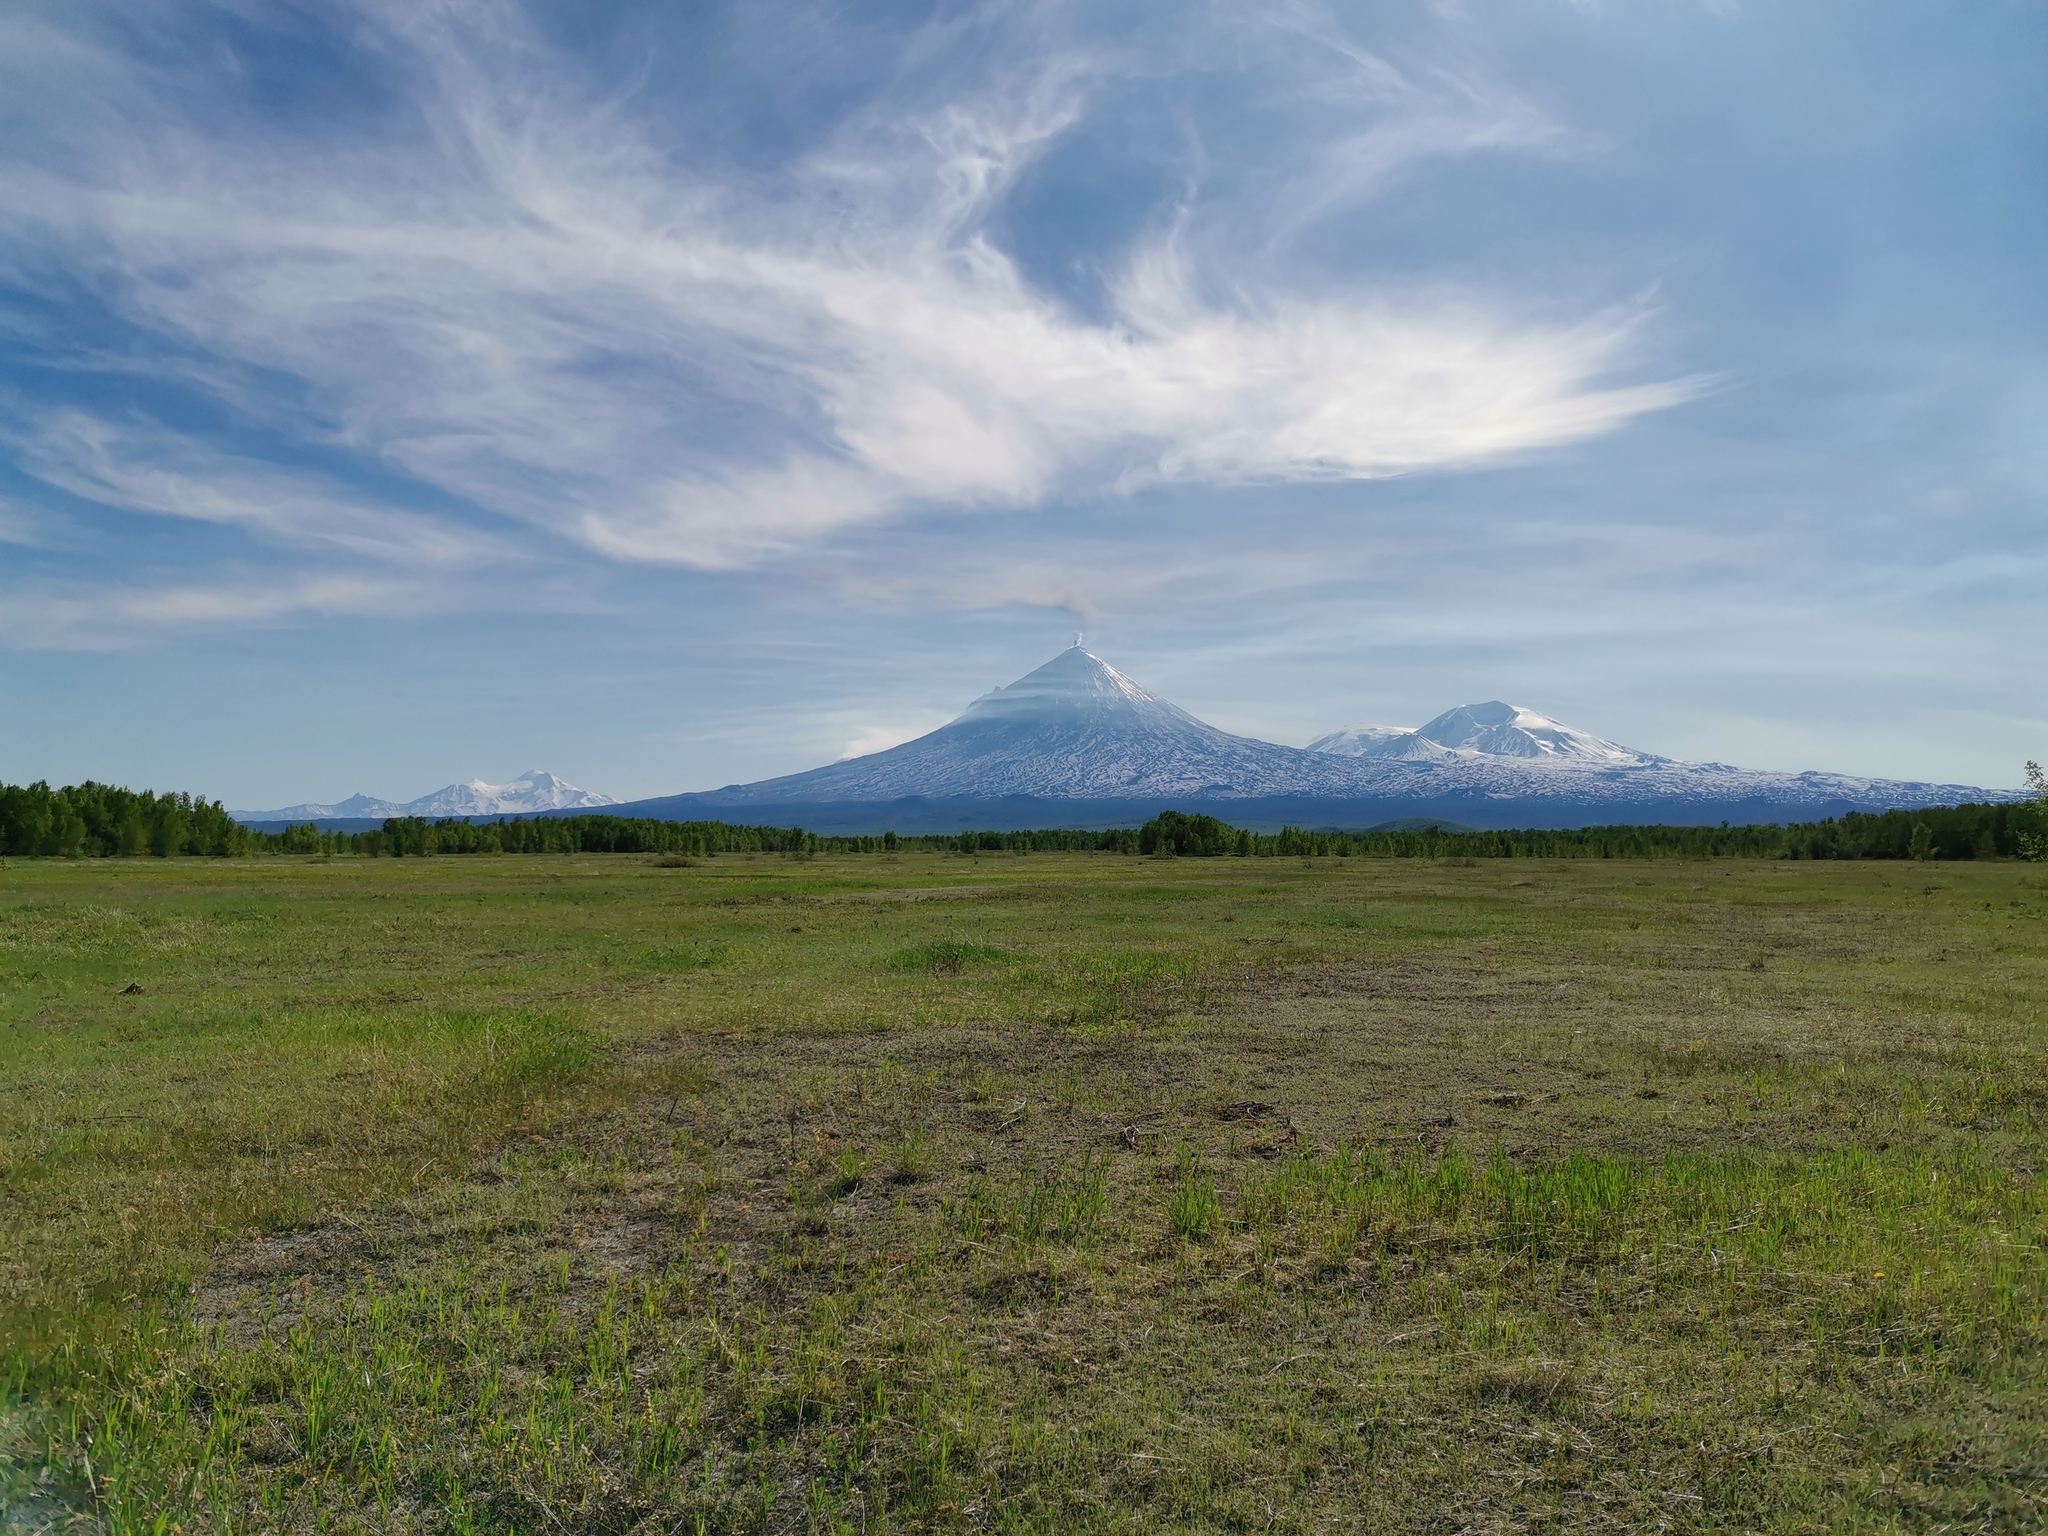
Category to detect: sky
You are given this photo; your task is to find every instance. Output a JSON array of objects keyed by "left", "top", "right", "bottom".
[{"left": 0, "top": 0, "right": 2043, "bottom": 808}]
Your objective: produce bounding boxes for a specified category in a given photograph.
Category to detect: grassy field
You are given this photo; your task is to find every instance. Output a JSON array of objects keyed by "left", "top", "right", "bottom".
[{"left": 2, "top": 850, "right": 2044, "bottom": 1533}]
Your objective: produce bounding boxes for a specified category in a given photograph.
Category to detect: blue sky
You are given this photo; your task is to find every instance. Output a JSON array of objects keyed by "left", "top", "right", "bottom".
[{"left": 1, "top": 0, "right": 2042, "bottom": 807}]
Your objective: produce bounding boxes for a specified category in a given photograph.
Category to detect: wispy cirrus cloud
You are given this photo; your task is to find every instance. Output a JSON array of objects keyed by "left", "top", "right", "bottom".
[
  {"left": 0, "top": 573, "right": 436, "bottom": 650},
  {"left": 0, "top": 497, "right": 61, "bottom": 548},
  {"left": 13, "top": 411, "right": 507, "bottom": 568},
  {"left": 0, "top": 0, "right": 1693, "bottom": 585},
  {"left": 1235, "top": 0, "right": 1583, "bottom": 254}
]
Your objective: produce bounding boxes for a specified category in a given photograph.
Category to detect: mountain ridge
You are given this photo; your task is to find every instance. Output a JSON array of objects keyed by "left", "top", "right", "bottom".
[
  {"left": 590, "top": 647, "right": 2011, "bottom": 832},
  {"left": 240, "top": 770, "right": 615, "bottom": 822},
  {"left": 236, "top": 648, "right": 2017, "bottom": 834}
]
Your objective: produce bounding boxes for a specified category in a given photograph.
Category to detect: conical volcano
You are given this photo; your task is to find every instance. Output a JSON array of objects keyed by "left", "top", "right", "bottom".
[{"left": 694, "top": 646, "right": 1368, "bottom": 803}]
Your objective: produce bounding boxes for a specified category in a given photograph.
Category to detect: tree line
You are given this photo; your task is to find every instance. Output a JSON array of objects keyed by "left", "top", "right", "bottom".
[
  {"left": 265, "top": 819, "right": 1144, "bottom": 857},
  {"left": 922, "top": 801, "right": 2048, "bottom": 861},
  {"left": 0, "top": 780, "right": 253, "bottom": 857},
  {"left": 1247, "top": 799, "right": 2046, "bottom": 861},
  {"left": 270, "top": 814, "right": 827, "bottom": 858},
  {"left": 3, "top": 778, "right": 2044, "bottom": 862}
]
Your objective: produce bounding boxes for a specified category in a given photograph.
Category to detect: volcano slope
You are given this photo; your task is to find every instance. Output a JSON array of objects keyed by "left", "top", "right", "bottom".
[{"left": 2, "top": 851, "right": 2045, "bottom": 1532}]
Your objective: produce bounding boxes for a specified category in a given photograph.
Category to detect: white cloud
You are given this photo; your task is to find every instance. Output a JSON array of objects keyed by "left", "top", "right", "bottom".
[
  {"left": 819, "top": 544, "right": 1188, "bottom": 625},
  {"left": 0, "top": 498, "right": 60, "bottom": 547},
  {"left": 0, "top": 573, "right": 434, "bottom": 649},
  {"left": 838, "top": 721, "right": 938, "bottom": 760},
  {"left": 0, "top": 0, "right": 1694, "bottom": 575},
  {"left": 13, "top": 411, "right": 506, "bottom": 567},
  {"left": 1241, "top": 0, "right": 1584, "bottom": 248}
]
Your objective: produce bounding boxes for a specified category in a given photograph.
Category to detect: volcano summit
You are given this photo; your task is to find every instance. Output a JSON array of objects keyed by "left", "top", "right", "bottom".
[{"left": 603, "top": 647, "right": 2004, "bottom": 834}]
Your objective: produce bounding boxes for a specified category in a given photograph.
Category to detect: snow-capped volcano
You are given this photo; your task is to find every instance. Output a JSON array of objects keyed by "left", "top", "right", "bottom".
[
  {"left": 241, "top": 771, "right": 615, "bottom": 822},
  {"left": 675, "top": 647, "right": 1387, "bottom": 803},
  {"left": 607, "top": 645, "right": 2008, "bottom": 832}
]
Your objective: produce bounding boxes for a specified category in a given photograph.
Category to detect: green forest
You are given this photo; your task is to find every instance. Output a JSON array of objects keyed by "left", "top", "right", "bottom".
[
  {"left": 2, "top": 777, "right": 2043, "bottom": 862},
  {"left": 0, "top": 780, "right": 251, "bottom": 858}
]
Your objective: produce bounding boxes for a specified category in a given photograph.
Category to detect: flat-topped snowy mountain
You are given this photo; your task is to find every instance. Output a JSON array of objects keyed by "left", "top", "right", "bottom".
[
  {"left": 605, "top": 646, "right": 2008, "bottom": 832},
  {"left": 1311, "top": 702, "right": 1662, "bottom": 766},
  {"left": 241, "top": 770, "right": 615, "bottom": 823}
]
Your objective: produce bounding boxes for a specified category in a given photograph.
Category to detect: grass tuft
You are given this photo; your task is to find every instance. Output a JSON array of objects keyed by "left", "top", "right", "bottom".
[
  {"left": 888, "top": 940, "right": 1013, "bottom": 973},
  {"left": 1465, "top": 1359, "right": 1580, "bottom": 1405},
  {"left": 1167, "top": 1145, "right": 1222, "bottom": 1241}
]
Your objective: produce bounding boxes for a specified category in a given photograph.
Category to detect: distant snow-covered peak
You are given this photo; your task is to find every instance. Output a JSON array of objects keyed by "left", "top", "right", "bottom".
[
  {"left": 1305, "top": 724, "right": 1415, "bottom": 757},
  {"left": 239, "top": 770, "right": 616, "bottom": 822},
  {"left": 409, "top": 771, "right": 618, "bottom": 816}
]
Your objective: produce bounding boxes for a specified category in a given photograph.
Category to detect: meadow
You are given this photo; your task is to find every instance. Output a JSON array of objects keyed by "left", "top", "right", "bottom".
[{"left": 1, "top": 849, "right": 2044, "bottom": 1532}]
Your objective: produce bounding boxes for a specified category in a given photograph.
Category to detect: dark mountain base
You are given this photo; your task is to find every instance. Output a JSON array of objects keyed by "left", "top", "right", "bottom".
[{"left": 583, "top": 792, "right": 1959, "bottom": 836}]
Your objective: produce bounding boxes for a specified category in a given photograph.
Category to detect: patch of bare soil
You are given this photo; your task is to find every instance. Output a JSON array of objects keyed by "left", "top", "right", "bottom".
[{"left": 1215, "top": 953, "right": 1947, "bottom": 1164}]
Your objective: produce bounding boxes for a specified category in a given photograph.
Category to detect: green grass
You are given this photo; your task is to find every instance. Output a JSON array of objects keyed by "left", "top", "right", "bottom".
[{"left": 2, "top": 851, "right": 2045, "bottom": 1531}]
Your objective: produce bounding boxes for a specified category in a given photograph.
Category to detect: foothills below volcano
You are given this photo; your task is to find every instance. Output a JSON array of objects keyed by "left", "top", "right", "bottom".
[{"left": 595, "top": 647, "right": 2008, "bottom": 834}]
